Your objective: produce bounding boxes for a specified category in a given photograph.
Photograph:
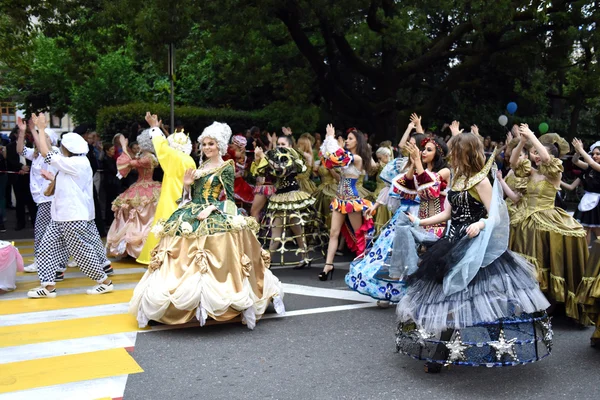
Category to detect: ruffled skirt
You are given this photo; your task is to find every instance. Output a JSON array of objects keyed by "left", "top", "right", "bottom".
[
  {"left": 345, "top": 209, "right": 406, "bottom": 301},
  {"left": 509, "top": 209, "right": 588, "bottom": 322},
  {"left": 233, "top": 176, "right": 255, "bottom": 204},
  {"left": 260, "top": 190, "right": 328, "bottom": 265},
  {"left": 575, "top": 239, "right": 600, "bottom": 344},
  {"left": 395, "top": 250, "right": 552, "bottom": 366},
  {"left": 129, "top": 228, "right": 285, "bottom": 328},
  {"left": 106, "top": 180, "right": 161, "bottom": 258}
]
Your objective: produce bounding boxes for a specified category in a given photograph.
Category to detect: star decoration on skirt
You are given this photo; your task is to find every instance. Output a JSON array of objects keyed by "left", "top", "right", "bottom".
[
  {"left": 445, "top": 331, "right": 469, "bottom": 363},
  {"left": 415, "top": 328, "right": 435, "bottom": 347},
  {"left": 489, "top": 329, "right": 519, "bottom": 362},
  {"left": 540, "top": 319, "right": 553, "bottom": 351}
]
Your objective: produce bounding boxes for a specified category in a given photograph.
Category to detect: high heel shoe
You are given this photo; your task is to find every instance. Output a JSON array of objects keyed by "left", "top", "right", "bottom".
[
  {"left": 424, "top": 362, "right": 443, "bottom": 373},
  {"left": 294, "top": 259, "right": 312, "bottom": 270},
  {"left": 318, "top": 264, "right": 335, "bottom": 281}
]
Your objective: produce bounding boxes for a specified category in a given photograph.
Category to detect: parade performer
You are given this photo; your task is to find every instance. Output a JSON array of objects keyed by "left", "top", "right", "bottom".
[
  {"left": 561, "top": 139, "right": 600, "bottom": 245},
  {"left": 371, "top": 144, "right": 393, "bottom": 235},
  {"left": 313, "top": 157, "right": 340, "bottom": 228},
  {"left": 27, "top": 114, "right": 113, "bottom": 298},
  {"left": 394, "top": 131, "right": 551, "bottom": 372},
  {"left": 106, "top": 132, "right": 161, "bottom": 258},
  {"left": 129, "top": 121, "right": 284, "bottom": 328},
  {"left": 136, "top": 113, "right": 197, "bottom": 265},
  {"left": 0, "top": 241, "right": 23, "bottom": 294},
  {"left": 224, "top": 135, "right": 254, "bottom": 205},
  {"left": 318, "top": 124, "right": 374, "bottom": 281},
  {"left": 576, "top": 237, "right": 600, "bottom": 346},
  {"left": 255, "top": 136, "right": 327, "bottom": 267},
  {"left": 508, "top": 127, "right": 588, "bottom": 323},
  {"left": 346, "top": 132, "right": 423, "bottom": 305},
  {"left": 295, "top": 135, "right": 318, "bottom": 194},
  {"left": 391, "top": 134, "right": 450, "bottom": 238},
  {"left": 16, "top": 118, "right": 65, "bottom": 279}
]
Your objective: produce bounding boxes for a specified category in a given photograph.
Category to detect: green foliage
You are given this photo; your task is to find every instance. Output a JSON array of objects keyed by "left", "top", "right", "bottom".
[
  {"left": 96, "top": 103, "right": 269, "bottom": 140},
  {"left": 70, "top": 43, "right": 152, "bottom": 125}
]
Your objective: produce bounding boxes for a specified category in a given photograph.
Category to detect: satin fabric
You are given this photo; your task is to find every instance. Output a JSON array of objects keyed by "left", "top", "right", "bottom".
[{"left": 136, "top": 136, "right": 196, "bottom": 265}]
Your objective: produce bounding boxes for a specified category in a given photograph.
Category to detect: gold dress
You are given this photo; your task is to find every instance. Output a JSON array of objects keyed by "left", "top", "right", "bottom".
[
  {"left": 296, "top": 161, "right": 317, "bottom": 194},
  {"left": 504, "top": 159, "right": 529, "bottom": 225},
  {"left": 313, "top": 165, "right": 338, "bottom": 227},
  {"left": 509, "top": 157, "right": 588, "bottom": 321},
  {"left": 373, "top": 164, "right": 391, "bottom": 236},
  {"left": 357, "top": 173, "right": 375, "bottom": 202},
  {"left": 576, "top": 239, "right": 600, "bottom": 344},
  {"left": 129, "top": 160, "right": 284, "bottom": 328}
]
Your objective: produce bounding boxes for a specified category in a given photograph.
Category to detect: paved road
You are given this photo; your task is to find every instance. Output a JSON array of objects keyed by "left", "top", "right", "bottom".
[{"left": 1, "top": 233, "right": 599, "bottom": 400}]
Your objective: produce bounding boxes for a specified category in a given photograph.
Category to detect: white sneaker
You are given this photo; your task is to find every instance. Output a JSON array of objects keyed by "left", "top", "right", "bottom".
[
  {"left": 28, "top": 287, "right": 57, "bottom": 298},
  {"left": 67, "top": 260, "right": 78, "bottom": 268},
  {"left": 86, "top": 282, "right": 113, "bottom": 295},
  {"left": 23, "top": 262, "right": 38, "bottom": 273}
]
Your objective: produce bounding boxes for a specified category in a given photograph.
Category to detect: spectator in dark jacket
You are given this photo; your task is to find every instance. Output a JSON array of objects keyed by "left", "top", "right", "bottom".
[{"left": 6, "top": 127, "right": 37, "bottom": 230}]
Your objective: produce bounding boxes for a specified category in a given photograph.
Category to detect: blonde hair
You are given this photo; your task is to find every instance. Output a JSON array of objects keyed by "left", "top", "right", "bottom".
[
  {"left": 448, "top": 133, "right": 485, "bottom": 182},
  {"left": 296, "top": 136, "right": 313, "bottom": 155}
]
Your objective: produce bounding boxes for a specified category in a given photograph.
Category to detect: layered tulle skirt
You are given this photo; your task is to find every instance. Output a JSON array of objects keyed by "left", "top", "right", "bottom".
[{"left": 395, "top": 250, "right": 552, "bottom": 366}]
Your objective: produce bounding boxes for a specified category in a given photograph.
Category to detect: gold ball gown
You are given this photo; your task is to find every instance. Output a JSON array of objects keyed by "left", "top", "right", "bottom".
[
  {"left": 508, "top": 157, "right": 589, "bottom": 322},
  {"left": 129, "top": 159, "right": 285, "bottom": 329}
]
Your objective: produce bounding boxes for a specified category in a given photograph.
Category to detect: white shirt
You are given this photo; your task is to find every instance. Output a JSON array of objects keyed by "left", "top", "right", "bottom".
[
  {"left": 45, "top": 151, "right": 95, "bottom": 222},
  {"left": 22, "top": 146, "right": 59, "bottom": 204}
]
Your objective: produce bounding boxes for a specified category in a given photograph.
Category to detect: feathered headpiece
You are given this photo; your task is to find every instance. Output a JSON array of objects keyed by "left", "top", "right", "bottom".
[{"left": 197, "top": 122, "right": 233, "bottom": 156}]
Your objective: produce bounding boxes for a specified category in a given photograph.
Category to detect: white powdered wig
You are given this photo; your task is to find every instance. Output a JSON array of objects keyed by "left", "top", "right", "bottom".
[
  {"left": 197, "top": 122, "right": 233, "bottom": 156},
  {"left": 137, "top": 129, "right": 155, "bottom": 154}
]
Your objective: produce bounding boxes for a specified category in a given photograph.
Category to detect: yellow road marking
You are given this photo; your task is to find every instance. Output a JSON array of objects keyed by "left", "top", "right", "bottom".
[
  {"left": 0, "top": 348, "right": 143, "bottom": 394},
  {"left": 0, "top": 314, "right": 145, "bottom": 348},
  {"left": 14, "top": 273, "right": 143, "bottom": 292},
  {"left": 0, "top": 290, "right": 134, "bottom": 315}
]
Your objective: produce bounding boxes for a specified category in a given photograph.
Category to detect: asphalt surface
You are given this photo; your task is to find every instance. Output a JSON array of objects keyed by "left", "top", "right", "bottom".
[{"left": 124, "top": 265, "right": 600, "bottom": 400}]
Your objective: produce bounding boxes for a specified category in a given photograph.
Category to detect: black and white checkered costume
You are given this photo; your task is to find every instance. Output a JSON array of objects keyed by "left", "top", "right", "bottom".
[
  {"left": 37, "top": 220, "right": 108, "bottom": 285},
  {"left": 36, "top": 150, "right": 108, "bottom": 287},
  {"left": 34, "top": 201, "right": 68, "bottom": 269}
]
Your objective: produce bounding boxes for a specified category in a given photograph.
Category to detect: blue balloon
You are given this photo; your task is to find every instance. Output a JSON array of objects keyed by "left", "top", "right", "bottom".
[{"left": 507, "top": 102, "right": 518, "bottom": 115}]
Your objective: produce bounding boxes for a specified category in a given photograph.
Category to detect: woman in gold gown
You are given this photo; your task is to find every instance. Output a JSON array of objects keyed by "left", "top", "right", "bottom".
[
  {"left": 129, "top": 121, "right": 284, "bottom": 329},
  {"left": 508, "top": 126, "right": 588, "bottom": 322}
]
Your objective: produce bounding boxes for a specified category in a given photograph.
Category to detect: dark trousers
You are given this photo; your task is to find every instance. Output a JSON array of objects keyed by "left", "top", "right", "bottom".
[
  {"left": 11, "top": 175, "right": 37, "bottom": 227},
  {"left": 93, "top": 186, "right": 106, "bottom": 236}
]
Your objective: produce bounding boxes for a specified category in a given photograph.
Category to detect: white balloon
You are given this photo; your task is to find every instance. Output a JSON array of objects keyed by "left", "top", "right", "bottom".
[{"left": 498, "top": 115, "right": 508, "bottom": 126}]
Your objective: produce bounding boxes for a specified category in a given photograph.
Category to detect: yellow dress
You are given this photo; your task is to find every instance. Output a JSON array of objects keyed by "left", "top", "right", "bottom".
[
  {"left": 576, "top": 239, "right": 600, "bottom": 343},
  {"left": 509, "top": 157, "right": 588, "bottom": 322},
  {"left": 136, "top": 135, "right": 197, "bottom": 265},
  {"left": 356, "top": 173, "right": 374, "bottom": 202},
  {"left": 373, "top": 164, "right": 391, "bottom": 236},
  {"left": 296, "top": 164, "right": 317, "bottom": 194},
  {"left": 313, "top": 165, "right": 338, "bottom": 227},
  {"left": 504, "top": 159, "right": 529, "bottom": 225}
]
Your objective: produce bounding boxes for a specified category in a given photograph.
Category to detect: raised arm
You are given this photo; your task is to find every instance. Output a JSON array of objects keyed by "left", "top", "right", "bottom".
[
  {"left": 520, "top": 124, "right": 550, "bottom": 164},
  {"left": 32, "top": 114, "right": 50, "bottom": 157},
  {"left": 573, "top": 138, "right": 600, "bottom": 173},
  {"left": 398, "top": 121, "right": 416, "bottom": 151},
  {"left": 560, "top": 178, "right": 581, "bottom": 192},
  {"left": 16, "top": 117, "right": 27, "bottom": 155},
  {"left": 496, "top": 170, "right": 522, "bottom": 203}
]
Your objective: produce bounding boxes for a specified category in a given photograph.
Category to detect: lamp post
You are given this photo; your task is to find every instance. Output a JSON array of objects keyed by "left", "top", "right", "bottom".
[{"left": 168, "top": 43, "right": 175, "bottom": 134}]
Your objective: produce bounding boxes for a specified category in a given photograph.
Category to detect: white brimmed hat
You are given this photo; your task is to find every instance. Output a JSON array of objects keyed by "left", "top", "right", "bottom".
[{"left": 61, "top": 132, "right": 89, "bottom": 154}]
